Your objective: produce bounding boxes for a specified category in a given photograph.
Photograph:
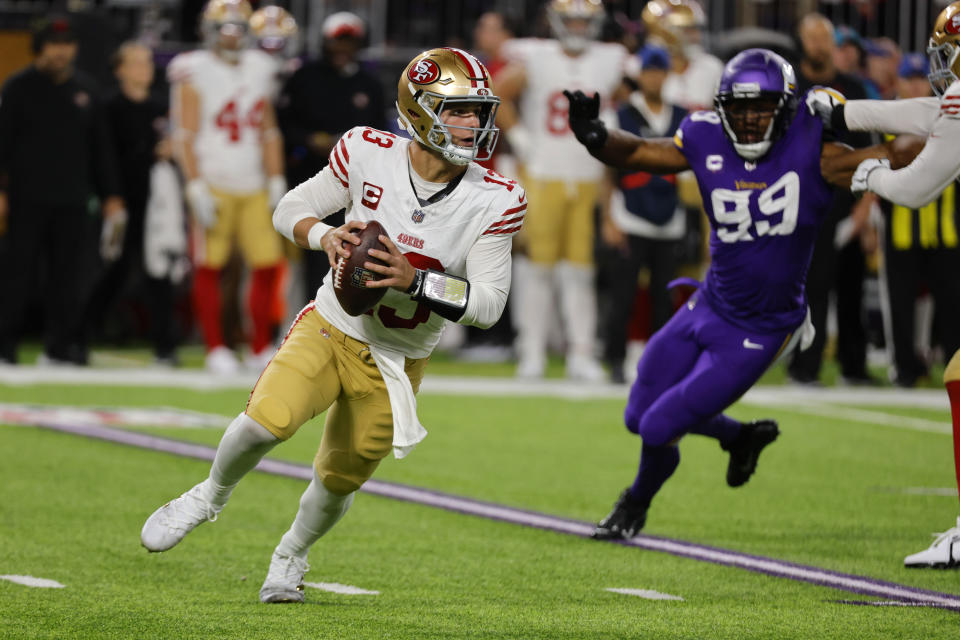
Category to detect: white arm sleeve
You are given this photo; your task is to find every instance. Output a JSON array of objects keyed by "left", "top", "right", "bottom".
[
  {"left": 844, "top": 97, "right": 941, "bottom": 136},
  {"left": 272, "top": 165, "right": 351, "bottom": 243},
  {"left": 866, "top": 114, "right": 960, "bottom": 208},
  {"left": 459, "top": 235, "right": 512, "bottom": 329}
]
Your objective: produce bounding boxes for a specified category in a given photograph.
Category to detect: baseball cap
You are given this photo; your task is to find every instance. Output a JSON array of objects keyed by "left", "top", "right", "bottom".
[
  {"left": 638, "top": 45, "right": 670, "bottom": 71},
  {"left": 32, "top": 14, "right": 76, "bottom": 52},
  {"left": 834, "top": 25, "right": 863, "bottom": 51},
  {"left": 899, "top": 52, "right": 930, "bottom": 78},
  {"left": 322, "top": 12, "right": 365, "bottom": 39}
]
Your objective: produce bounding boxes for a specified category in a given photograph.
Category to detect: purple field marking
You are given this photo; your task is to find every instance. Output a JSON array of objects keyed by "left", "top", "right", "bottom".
[{"left": 26, "top": 420, "right": 960, "bottom": 612}]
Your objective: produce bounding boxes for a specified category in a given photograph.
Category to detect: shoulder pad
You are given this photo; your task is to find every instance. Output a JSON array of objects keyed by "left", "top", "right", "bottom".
[{"left": 481, "top": 184, "right": 526, "bottom": 238}]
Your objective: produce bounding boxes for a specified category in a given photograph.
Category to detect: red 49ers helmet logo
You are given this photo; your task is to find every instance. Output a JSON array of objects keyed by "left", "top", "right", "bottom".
[
  {"left": 949, "top": 13, "right": 960, "bottom": 35},
  {"left": 408, "top": 58, "right": 440, "bottom": 84}
]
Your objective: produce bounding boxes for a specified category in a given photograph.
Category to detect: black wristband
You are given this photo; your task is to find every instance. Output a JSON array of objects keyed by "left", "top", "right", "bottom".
[
  {"left": 830, "top": 104, "right": 848, "bottom": 133},
  {"left": 405, "top": 268, "right": 425, "bottom": 296}
]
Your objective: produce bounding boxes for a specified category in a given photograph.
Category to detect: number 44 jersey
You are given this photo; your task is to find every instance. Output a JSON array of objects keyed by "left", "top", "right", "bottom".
[
  {"left": 310, "top": 126, "right": 526, "bottom": 358},
  {"left": 167, "top": 49, "right": 277, "bottom": 193},
  {"left": 674, "top": 94, "right": 835, "bottom": 334}
]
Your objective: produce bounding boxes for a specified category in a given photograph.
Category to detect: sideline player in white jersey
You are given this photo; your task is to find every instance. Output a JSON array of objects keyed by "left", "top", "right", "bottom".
[
  {"left": 168, "top": 0, "right": 288, "bottom": 374},
  {"left": 640, "top": 0, "right": 722, "bottom": 112},
  {"left": 249, "top": 4, "right": 301, "bottom": 97},
  {"left": 497, "top": 0, "right": 632, "bottom": 381},
  {"left": 818, "top": 1, "right": 960, "bottom": 568},
  {"left": 140, "top": 47, "right": 525, "bottom": 603}
]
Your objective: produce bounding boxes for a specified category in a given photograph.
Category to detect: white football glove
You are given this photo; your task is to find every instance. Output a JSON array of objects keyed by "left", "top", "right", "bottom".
[
  {"left": 185, "top": 178, "right": 217, "bottom": 228},
  {"left": 267, "top": 175, "right": 287, "bottom": 210},
  {"left": 99, "top": 207, "right": 127, "bottom": 262},
  {"left": 850, "top": 158, "right": 890, "bottom": 196},
  {"left": 805, "top": 88, "right": 845, "bottom": 129}
]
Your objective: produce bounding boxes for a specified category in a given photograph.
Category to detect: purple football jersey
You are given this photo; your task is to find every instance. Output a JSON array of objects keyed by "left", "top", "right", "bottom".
[{"left": 674, "top": 94, "right": 834, "bottom": 333}]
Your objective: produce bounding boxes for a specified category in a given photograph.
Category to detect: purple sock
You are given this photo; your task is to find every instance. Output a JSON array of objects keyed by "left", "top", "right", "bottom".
[
  {"left": 689, "top": 414, "right": 742, "bottom": 447},
  {"left": 628, "top": 443, "right": 680, "bottom": 506}
]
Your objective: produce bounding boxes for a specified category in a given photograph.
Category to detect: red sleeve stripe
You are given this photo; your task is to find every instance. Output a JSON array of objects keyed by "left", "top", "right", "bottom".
[
  {"left": 484, "top": 223, "right": 523, "bottom": 236},
  {"left": 330, "top": 146, "right": 349, "bottom": 183},
  {"left": 330, "top": 169, "right": 348, "bottom": 189},
  {"left": 337, "top": 138, "right": 350, "bottom": 164},
  {"left": 487, "top": 214, "right": 525, "bottom": 229},
  {"left": 500, "top": 203, "right": 527, "bottom": 217}
]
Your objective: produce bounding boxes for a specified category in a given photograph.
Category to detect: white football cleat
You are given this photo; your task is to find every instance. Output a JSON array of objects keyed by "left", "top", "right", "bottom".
[
  {"left": 140, "top": 483, "right": 221, "bottom": 552},
  {"left": 260, "top": 551, "right": 309, "bottom": 603},
  {"left": 244, "top": 346, "right": 276, "bottom": 373},
  {"left": 566, "top": 354, "right": 607, "bottom": 383},
  {"left": 205, "top": 345, "right": 240, "bottom": 375},
  {"left": 903, "top": 516, "right": 960, "bottom": 568}
]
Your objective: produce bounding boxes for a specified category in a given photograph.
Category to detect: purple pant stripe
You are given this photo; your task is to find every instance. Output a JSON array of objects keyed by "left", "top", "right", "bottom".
[{"left": 21, "top": 420, "right": 960, "bottom": 612}]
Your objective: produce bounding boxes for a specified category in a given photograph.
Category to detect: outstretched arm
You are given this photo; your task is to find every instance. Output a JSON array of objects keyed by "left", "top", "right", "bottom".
[
  {"left": 819, "top": 135, "right": 926, "bottom": 187},
  {"left": 565, "top": 90, "right": 689, "bottom": 173},
  {"left": 841, "top": 97, "right": 940, "bottom": 137}
]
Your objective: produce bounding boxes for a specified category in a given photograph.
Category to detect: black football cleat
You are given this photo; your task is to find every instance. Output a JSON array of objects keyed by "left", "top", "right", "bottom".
[
  {"left": 592, "top": 489, "right": 648, "bottom": 540},
  {"left": 722, "top": 420, "right": 780, "bottom": 488}
]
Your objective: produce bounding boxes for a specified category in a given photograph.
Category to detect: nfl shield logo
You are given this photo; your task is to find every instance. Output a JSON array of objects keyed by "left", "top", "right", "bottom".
[{"left": 411, "top": 209, "right": 425, "bottom": 223}]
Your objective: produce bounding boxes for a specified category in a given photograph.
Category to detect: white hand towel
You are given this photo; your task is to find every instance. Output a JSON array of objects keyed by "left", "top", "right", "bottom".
[{"left": 369, "top": 345, "right": 427, "bottom": 459}]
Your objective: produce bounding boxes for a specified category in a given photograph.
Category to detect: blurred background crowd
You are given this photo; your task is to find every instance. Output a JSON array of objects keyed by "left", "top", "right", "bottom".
[{"left": 0, "top": 0, "right": 957, "bottom": 388}]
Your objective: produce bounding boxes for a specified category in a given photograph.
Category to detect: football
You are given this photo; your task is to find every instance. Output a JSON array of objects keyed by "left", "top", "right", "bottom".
[{"left": 332, "top": 220, "right": 390, "bottom": 316}]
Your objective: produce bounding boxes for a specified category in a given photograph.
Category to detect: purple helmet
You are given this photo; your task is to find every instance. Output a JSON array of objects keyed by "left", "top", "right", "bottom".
[{"left": 714, "top": 48, "right": 798, "bottom": 160}]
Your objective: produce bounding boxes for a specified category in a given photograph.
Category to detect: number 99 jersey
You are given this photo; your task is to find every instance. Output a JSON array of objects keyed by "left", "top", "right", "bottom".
[
  {"left": 311, "top": 126, "right": 527, "bottom": 358},
  {"left": 167, "top": 49, "right": 276, "bottom": 192},
  {"left": 673, "top": 93, "right": 834, "bottom": 334}
]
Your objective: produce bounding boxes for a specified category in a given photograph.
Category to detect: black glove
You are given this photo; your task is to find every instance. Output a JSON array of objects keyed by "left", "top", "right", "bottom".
[{"left": 564, "top": 89, "right": 608, "bottom": 150}]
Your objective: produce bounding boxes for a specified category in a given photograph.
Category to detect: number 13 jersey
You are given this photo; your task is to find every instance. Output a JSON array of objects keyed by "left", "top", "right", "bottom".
[
  {"left": 674, "top": 93, "right": 834, "bottom": 334},
  {"left": 309, "top": 126, "right": 526, "bottom": 358}
]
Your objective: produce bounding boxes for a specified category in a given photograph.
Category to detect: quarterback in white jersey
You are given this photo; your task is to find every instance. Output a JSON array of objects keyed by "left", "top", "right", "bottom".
[
  {"left": 140, "top": 47, "right": 524, "bottom": 603},
  {"left": 820, "top": 1, "right": 960, "bottom": 570},
  {"left": 497, "top": 0, "right": 631, "bottom": 382},
  {"left": 168, "top": 0, "right": 287, "bottom": 374}
]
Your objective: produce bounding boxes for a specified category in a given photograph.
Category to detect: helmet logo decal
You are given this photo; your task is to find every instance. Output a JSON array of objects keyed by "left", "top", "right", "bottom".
[
  {"left": 477, "top": 88, "right": 490, "bottom": 95},
  {"left": 409, "top": 58, "right": 441, "bottom": 84},
  {"left": 948, "top": 13, "right": 960, "bottom": 35}
]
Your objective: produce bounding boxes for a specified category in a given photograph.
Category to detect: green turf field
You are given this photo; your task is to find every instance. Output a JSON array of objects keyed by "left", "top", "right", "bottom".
[{"left": 2, "top": 376, "right": 960, "bottom": 639}]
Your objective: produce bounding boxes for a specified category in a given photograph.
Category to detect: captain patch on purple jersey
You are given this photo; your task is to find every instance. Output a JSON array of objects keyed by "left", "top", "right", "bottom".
[{"left": 673, "top": 96, "right": 834, "bottom": 334}]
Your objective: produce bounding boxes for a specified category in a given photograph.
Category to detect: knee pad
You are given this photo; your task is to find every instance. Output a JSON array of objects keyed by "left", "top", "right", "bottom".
[{"left": 315, "top": 449, "right": 379, "bottom": 496}]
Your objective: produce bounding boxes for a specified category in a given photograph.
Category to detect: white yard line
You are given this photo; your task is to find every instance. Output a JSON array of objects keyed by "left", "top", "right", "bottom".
[
  {"left": 303, "top": 582, "right": 380, "bottom": 595},
  {"left": 0, "top": 365, "right": 949, "bottom": 410},
  {"left": 0, "top": 575, "right": 65, "bottom": 588},
  {"left": 605, "top": 588, "right": 684, "bottom": 601}
]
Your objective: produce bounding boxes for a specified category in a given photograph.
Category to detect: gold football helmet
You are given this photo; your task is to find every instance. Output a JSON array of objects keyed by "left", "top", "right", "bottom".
[
  {"left": 200, "top": 0, "right": 252, "bottom": 61},
  {"left": 396, "top": 48, "right": 500, "bottom": 166},
  {"left": 250, "top": 5, "right": 298, "bottom": 58},
  {"left": 641, "top": 0, "right": 706, "bottom": 60},
  {"left": 928, "top": 1, "right": 960, "bottom": 96},
  {"left": 547, "top": 0, "right": 604, "bottom": 54}
]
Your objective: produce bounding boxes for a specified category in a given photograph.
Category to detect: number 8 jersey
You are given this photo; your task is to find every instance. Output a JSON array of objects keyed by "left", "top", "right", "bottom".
[
  {"left": 674, "top": 92, "right": 834, "bottom": 334},
  {"left": 303, "top": 126, "right": 526, "bottom": 358}
]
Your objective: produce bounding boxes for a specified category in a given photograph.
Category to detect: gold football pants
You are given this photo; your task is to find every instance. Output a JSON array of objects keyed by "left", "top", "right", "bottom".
[{"left": 246, "top": 307, "right": 427, "bottom": 495}]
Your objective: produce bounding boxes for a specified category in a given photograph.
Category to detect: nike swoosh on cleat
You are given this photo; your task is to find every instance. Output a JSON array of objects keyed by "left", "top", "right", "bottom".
[{"left": 743, "top": 338, "right": 764, "bottom": 350}]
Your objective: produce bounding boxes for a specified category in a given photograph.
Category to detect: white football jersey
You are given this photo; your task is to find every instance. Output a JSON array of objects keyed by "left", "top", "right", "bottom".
[
  {"left": 310, "top": 127, "right": 526, "bottom": 358},
  {"left": 503, "top": 38, "right": 631, "bottom": 181},
  {"left": 168, "top": 49, "right": 276, "bottom": 193},
  {"left": 662, "top": 49, "right": 724, "bottom": 112}
]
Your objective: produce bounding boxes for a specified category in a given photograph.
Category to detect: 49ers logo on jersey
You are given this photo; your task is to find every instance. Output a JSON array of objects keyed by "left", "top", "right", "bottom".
[
  {"left": 408, "top": 58, "right": 441, "bottom": 84},
  {"left": 361, "top": 182, "right": 384, "bottom": 209},
  {"left": 949, "top": 13, "right": 960, "bottom": 35}
]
